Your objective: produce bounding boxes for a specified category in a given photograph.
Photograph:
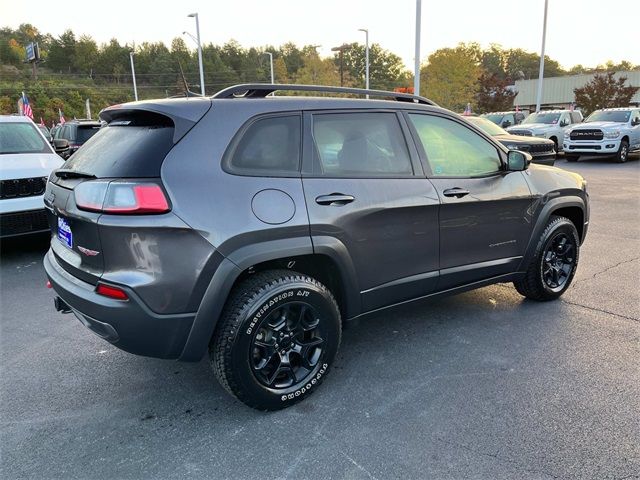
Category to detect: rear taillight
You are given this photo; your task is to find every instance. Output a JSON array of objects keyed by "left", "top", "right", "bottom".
[
  {"left": 96, "top": 283, "right": 129, "bottom": 300},
  {"left": 75, "top": 180, "right": 170, "bottom": 214}
]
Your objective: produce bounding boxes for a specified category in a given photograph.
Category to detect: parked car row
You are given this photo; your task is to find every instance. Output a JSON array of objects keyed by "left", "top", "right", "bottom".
[{"left": 477, "top": 107, "right": 639, "bottom": 163}]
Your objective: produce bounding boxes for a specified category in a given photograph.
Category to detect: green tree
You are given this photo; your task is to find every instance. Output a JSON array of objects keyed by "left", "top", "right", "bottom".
[
  {"left": 338, "top": 43, "right": 408, "bottom": 90},
  {"left": 47, "top": 30, "right": 77, "bottom": 72},
  {"left": 74, "top": 35, "right": 98, "bottom": 75},
  {"left": 295, "top": 54, "right": 340, "bottom": 87},
  {"left": 503, "top": 48, "right": 564, "bottom": 80},
  {"left": 422, "top": 44, "right": 482, "bottom": 111},
  {"left": 574, "top": 72, "right": 640, "bottom": 115},
  {"left": 475, "top": 73, "right": 517, "bottom": 113}
]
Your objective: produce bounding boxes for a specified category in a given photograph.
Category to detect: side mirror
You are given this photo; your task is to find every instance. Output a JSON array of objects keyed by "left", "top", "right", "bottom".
[
  {"left": 632, "top": 118, "right": 640, "bottom": 126},
  {"left": 53, "top": 139, "right": 70, "bottom": 158},
  {"left": 501, "top": 120, "right": 512, "bottom": 127},
  {"left": 506, "top": 150, "right": 531, "bottom": 171}
]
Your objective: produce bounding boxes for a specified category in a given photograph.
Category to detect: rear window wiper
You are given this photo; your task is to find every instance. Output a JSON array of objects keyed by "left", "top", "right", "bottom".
[{"left": 54, "top": 169, "right": 97, "bottom": 179}]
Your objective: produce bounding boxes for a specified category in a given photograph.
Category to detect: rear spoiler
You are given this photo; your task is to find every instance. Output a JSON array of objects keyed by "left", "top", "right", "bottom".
[{"left": 99, "top": 97, "right": 212, "bottom": 143}]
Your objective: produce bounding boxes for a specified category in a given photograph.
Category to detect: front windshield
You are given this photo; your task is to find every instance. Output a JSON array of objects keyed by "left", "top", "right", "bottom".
[
  {"left": 523, "top": 112, "right": 561, "bottom": 125},
  {"left": 0, "top": 122, "right": 52, "bottom": 155},
  {"left": 466, "top": 117, "right": 508, "bottom": 136},
  {"left": 481, "top": 114, "right": 505, "bottom": 124},
  {"left": 585, "top": 110, "right": 631, "bottom": 123}
]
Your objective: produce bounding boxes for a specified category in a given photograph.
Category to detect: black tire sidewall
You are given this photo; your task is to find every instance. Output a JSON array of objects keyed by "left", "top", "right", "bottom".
[
  {"left": 228, "top": 280, "right": 340, "bottom": 410},
  {"left": 617, "top": 140, "right": 629, "bottom": 163},
  {"left": 536, "top": 220, "right": 580, "bottom": 298}
]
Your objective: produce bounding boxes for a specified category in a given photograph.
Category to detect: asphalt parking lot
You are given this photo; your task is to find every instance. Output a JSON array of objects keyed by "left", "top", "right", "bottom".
[{"left": 1, "top": 156, "right": 639, "bottom": 480}]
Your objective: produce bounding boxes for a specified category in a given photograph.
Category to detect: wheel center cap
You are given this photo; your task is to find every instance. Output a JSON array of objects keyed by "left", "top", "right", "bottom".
[{"left": 280, "top": 334, "right": 292, "bottom": 349}]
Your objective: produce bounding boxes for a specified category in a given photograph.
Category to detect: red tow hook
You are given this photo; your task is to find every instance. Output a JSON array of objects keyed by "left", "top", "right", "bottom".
[{"left": 46, "top": 280, "right": 52, "bottom": 289}]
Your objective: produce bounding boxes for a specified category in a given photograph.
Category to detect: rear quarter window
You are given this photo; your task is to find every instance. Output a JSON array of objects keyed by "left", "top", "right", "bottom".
[{"left": 224, "top": 114, "right": 301, "bottom": 176}]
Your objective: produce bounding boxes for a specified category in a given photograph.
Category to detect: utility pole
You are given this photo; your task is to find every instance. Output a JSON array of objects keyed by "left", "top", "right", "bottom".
[
  {"left": 414, "top": 0, "right": 422, "bottom": 96},
  {"left": 358, "top": 28, "right": 369, "bottom": 97},
  {"left": 129, "top": 51, "right": 138, "bottom": 101},
  {"left": 331, "top": 44, "right": 350, "bottom": 87},
  {"left": 535, "top": 0, "right": 549, "bottom": 112}
]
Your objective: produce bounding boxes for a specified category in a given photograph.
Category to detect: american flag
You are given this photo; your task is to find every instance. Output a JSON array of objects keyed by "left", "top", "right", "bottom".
[
  {"left": 21, "top": 92, "right": 34, "bottom": 119},
  {"left": 58, "top": 108, "right": 66, "bottom": 124}
]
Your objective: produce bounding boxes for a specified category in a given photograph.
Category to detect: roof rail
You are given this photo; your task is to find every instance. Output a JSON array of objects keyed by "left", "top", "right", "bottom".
[{"left": 211, "top": 83, "right": 438, "bottom": 106}]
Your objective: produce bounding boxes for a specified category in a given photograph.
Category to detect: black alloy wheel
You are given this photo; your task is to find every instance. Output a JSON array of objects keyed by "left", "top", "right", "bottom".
[
  {"left": 541, "top": 232, "right": 576, "bottom": 292},
  {"left": 251, "top": 302, "right": 325, "bottom": 389}
]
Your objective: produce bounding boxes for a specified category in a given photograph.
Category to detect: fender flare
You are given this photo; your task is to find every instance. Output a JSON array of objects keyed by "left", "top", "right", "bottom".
[
  {"left": 519, "top": 195, "right": 586, "bottom": 270},
  {"left": 179, "top": 236, "right": 361, "bottom": 361}
]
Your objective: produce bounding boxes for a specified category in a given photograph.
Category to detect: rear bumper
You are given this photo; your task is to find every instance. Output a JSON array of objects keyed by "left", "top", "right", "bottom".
[{"left": 44, "top": 248, "right": 195, "bottom": 359}]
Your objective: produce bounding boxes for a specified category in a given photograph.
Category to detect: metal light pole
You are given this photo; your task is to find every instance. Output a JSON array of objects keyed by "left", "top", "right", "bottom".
[
  {"left": 358, "top": 28, "right": 369, "bottom": 96},
  {"left": 188, "top": 12, "right": 205, "bottom": 96},
  {"left": 414, "top": 0, "right": 422, "bottom": 96},
  {"left": 331, "top": 44, "right": 350, "bottom": 87},
  {"left": 535, "top": 0, "right": 549, "bottom": 112},
  {"left": 265, "top": 52, "right": 274, "bottom": 84},
  {"left": 129, "top": 51, "right": 138, "bottom": 101}
]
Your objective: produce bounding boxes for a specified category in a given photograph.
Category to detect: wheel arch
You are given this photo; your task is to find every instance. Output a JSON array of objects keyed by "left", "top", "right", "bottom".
[
  {"left": 519, "top": 196, "right": 587, "bottom": 271},
  {"left": 179, "top": 236, "right": 360, "bottom": 361}
]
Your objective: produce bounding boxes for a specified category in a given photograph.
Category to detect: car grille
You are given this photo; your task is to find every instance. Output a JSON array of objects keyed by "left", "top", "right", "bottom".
[
  {"left": 528, "top": 143, "right": 555, "bottom": 154},
  {"left": 570, "top": 129, "right": 603, "bottom": 141},
  {"left": 0, "top": 177, "right": 48, "bottom": 200},
  {"left": 0, "top": 209, "right": 49, "bottom": 237},
  {"left": 508, "top": 129, "right": 533, "bottom": 137}
]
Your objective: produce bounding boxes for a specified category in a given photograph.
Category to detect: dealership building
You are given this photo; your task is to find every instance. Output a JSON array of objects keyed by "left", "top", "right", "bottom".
[{"left": 513, "top": 70, "right": 640, "bottom": 111}]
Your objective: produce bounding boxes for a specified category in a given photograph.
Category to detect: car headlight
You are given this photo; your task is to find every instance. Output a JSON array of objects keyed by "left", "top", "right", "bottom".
[
  {"left": 604, "top": 130, "right": 620, "bottom": 139},
  {"left": 504, "top": 144, "right": 518, "bottom": 150}
]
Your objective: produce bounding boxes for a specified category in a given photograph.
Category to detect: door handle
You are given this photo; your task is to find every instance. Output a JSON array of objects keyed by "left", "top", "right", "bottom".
[
  {"left": 442, "top": 187, "right": 470, "bottom": 198},
  {"left": 315, "top": 194, "right": 355, "bottom": 206}
]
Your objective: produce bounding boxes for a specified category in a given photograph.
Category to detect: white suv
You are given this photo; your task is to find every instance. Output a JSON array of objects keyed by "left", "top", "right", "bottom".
[
  {"left": 507, "top": 110, "right": 583, "bottom": 153},
  {"left": 563, "top": 108, "right": 640, "bottom": 163},
  {"left": 0, "top": 116, "right": 64, "bottom": 237}
]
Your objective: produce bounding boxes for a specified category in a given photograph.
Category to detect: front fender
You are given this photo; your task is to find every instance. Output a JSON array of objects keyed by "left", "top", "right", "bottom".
[{"left": 519, "top": 195, "right": 587, "bottom": 271}]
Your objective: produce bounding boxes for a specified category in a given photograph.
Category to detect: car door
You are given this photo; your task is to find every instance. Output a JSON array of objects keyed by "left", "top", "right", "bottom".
[
  {"left": 302, "top": 110, "right": 440, "bottom": 313},
  {"left": 631, "top": 110, "right": 640, "bottom": 150},
  {"left": 405, "top": 112, "right": 533, "bottom": 290},
  {"left": 558, "top": 112, "right": 573, "bottom": 143}
]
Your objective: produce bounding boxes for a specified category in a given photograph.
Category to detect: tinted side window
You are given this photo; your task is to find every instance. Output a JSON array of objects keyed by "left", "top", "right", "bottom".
[
  {"left": 312, "top": 112, "right": 412, "bottom": 177},
  {"left": 408, "top": 114, "right": 501, "bottom": 177},
  {"left": 228, "top": 115, "right": 301, "bottom": 175}
]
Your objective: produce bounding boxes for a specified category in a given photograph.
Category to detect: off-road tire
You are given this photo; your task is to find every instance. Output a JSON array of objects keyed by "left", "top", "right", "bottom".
[
  {"left": 210, "top": 270, "right": 341, "bottom": 410},
  {"left": 514, "top": 216, "right": 580, "bottom": 301}
]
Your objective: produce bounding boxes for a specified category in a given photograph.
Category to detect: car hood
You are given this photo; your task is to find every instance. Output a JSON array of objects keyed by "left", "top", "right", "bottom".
[
  {"left": 0, "top": 152, "right": 64, "bottom": 181},
  {"left": 494, "top": 134, "right": 554, "bottom": 145},
  {"left": 572, "top": 121, "right": 626, "bottom": 130},
  {"left": 508, "top": 123, "right": 555, "bottom": 132}
]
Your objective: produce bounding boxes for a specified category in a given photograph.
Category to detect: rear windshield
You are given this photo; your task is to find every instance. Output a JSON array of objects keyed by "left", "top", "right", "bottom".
[
  {"left": 63, "top": 115, "right": 174, "bottom": 177},
  {"left": 76, "top": 125, "right": 101, "bottom": 143},
  {"left": 0, "top": 122, "right": 52, "bottom": 154}
]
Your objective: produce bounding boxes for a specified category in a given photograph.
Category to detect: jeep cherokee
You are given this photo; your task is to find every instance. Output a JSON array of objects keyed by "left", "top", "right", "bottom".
[{"left": 44, "top": 84, "right": 589, "bottom": 410}]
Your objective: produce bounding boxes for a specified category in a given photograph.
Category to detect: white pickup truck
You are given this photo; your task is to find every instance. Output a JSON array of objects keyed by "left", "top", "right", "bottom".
[
  {"left": 563, "top": 108, "right": 640, "bottom": 163},
  {"left": 506, "top": 110, "right": 584, "bottom": 153}
]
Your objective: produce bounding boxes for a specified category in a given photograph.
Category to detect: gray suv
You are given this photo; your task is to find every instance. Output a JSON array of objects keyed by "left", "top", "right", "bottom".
[{"left": 44, "top": 84, "right": 590, "bottom": 410}]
